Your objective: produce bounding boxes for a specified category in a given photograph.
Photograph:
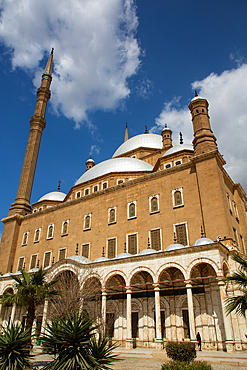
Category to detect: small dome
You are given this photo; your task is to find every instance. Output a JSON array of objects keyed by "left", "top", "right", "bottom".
[
  {"left": 193, "top": 237, "right": 214, "bottom": 247},
  {"left": 163, "top": 143, "right": 193, "bottom": 157},
  {"left": 113, "top": 133, "right": 162, "bottom": 157},
  {"left": 165, "top": 243, "right": 185, "bottom": 252},
  {"left": 115, "top": 252, "right": 132, "bottom": 259},
  {"left": 75, "top": 157, "right": 153, "bottom": 185},
  {"left": 28, "top": 268, "right": 39, "bottom": 273},
  {"left": 37, "top": 191, "right": 66, "bottom": 202},
  {"left": 2, "top": 272, "right": 11, "bottom": 277},
  {"left": 139, "top": 248, "right": 157, "bottom": 256},
  {"left": 94, "top": 256, "right": 110, "bottom": 263},
  {"left": 161, "top": 125, "right": 172, "bottom": 132},
  {"left": 86, "top": 158, "right": 95, "bottom": 164},
  {"left": 191, "top": 95, "right": 206, "bottom": 102},
  {"left": 67, "top": 255, "right": 91, "bottom": 264}
]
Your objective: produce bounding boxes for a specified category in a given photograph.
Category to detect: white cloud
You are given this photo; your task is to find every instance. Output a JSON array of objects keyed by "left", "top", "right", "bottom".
[
  {"left": 89, "top": 144, "right": 100, "bottom": 157},
  {"left": 152, "top": 63, "right": 247, "bottom": 192},
  {"left": 0, "top": 0, "right": 141, "bottom": 126}
]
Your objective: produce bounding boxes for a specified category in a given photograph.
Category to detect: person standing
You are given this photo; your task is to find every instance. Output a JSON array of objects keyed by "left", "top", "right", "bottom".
[{"left": 196, "top": 332, "right": 202, "bottom": 351}]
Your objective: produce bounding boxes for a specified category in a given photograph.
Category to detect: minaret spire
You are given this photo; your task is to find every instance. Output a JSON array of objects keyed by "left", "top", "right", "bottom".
[
  {"left": 124, "top": 122, "right": 129, "bottom": 142},
  {"left": 8, "top": 49, "right": 54, "bottom": 215}
]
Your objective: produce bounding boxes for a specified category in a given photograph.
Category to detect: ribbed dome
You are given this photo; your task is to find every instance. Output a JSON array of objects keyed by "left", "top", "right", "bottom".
[
  {"left": 139, "top": 248, "right": 157, "bottom": 256},
  {"left": 163, "top": 143, "right": 193, "bottom": 157},
  {"left": 38, "top": 191, "right": 66, "bottom": 202},
  {"left": 165, "top": 243, "right": 185, "bottom": 252},
  {"left": 112, "top": 134, "right": 162, "bottom": 158},
  {"left": 67, "top": 255, "right": 91, "bottom": 264},
  {"left": 75, "top": 157, "right": 153, "bottom": 185},
  {"left": 193, "top": 237, "right": 214, "bottom": 247}
]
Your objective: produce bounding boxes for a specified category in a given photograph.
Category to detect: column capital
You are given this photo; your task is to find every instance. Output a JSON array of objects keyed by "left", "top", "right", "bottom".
[
  {"left": 126, "top": 286, "right": 132, "bottom": 293},
  {"left": 186, "top": 282, "right": 193, "bottom": 289},
  {"left": 102, "top": 290, "right": 107, "bottom": 296},
  {"left": 153, "top": 284, "right": 160, "bottom": 291},
  {"left": 217, "top": 279, "right": 225, "bottom": 287}
]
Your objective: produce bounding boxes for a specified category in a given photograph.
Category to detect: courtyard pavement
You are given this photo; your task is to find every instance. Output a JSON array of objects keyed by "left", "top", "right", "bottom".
[{"left": 31, "top": 345, "right": 247, "bottom": 369}]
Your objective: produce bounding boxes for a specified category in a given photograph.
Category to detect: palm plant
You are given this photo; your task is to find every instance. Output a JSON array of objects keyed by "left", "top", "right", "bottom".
[
  {"left": 0, "top": 323, "right": 31, "bottom": 370},
  {"left": 225, "top": 252, "right": 247, "bottom": 317},
  {"left": 0, "top": 267, "right": 60, "bottom": 338},
  {"left": 41, "top": 310, "right": 119, "bottom": 370}
]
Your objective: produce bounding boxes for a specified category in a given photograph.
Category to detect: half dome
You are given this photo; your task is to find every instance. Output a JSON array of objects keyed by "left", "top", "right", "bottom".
[
  {"left": 75, "top": 157, "right": 153, "bottom": 185},
  {"left": 112, "top": 133, "right": 162, "bottom": 158},
  {"left": 94, "top": 256, "right": 110, "bottom": 263},
  {"left": 38, "top": 191, "right": 66, "bottom": 202},
  {"left": 115, "top": 252, "right": 132, "bottom": 259},
  {"left": 193, "top": 237, "right": 214, "bottom": 247}
]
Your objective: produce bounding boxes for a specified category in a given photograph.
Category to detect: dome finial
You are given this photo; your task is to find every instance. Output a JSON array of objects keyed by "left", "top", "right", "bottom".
[
  {"left": 174, "top": 232, "right": 177, "bottom": 244},
  {"left": 165, "top": 123, "right": 167, "bottom": 128},
  {"left": 37, "top": 259, "right": 40, "bottom": 268},
  {"left": 147, "top": 238, "right": 151, "bottom": 249},
  {"left": 124, "top": 242, "right": 127, "bottom": 253},
  {"left": 75, "top": 243, "right": 79, "bottom": 255},
  {"left": 179, "top": 132, "right": 183, "bottom": 145},
  {"left": 51, "top": 47, "right": 54, "bottom": 55},
  {"left": 201, "top": 226, "right": 205, "bottom": 238},
  {"left": 102, "top": 246, "right": 105, "bottom": 257},
  {"left": 58, "top": 180, "right": 61, "bottom": 192},
  {"left": 144, "top": 125, "right": 149, "bottom": 134},
  {"left": 195, "top": 90, "right": 198, "bottom": 97},
  {"left": 52, "top": 257, "right": 55, "bottom": 265}
]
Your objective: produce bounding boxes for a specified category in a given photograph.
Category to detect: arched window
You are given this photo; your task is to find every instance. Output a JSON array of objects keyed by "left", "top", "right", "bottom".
[
  {"left": 151, "top": 197, "right": 158, "bottom": 212},
  {"left": 84, "top": 215, "right": 91, "bottom": 230},
  {"left": 174, "top": 190, "right": 182, "bottom": 206},
  {"left": 34, "top": 228, "right": 40, "bottom": 242},
  {"left": 109, "top": 209, "right": 116, "bottom": 223},
  {"left": 129, "top": 203, "right": 136, "bottom": 218},
  {"left": 22, "top": 232, "right": 28, "bottom": 245},
  {"left": 62, "top": 221, "right": 68, "bottom": 235},
  {"left": 47, "top": 225, "right": 54, "bottom": 239}
]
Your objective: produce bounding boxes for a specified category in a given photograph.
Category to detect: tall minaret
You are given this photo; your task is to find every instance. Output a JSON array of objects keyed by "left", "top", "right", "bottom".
[
  {"left": 188, "top": 92, "right": 217, "bottom": 156},
  {"left": 8, "top": 49, "right": 54, "bottom": 216}
]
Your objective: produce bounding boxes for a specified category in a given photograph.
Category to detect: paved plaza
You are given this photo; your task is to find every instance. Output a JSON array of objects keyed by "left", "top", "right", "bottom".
[{"left": 31, "top": 345, "right": 247, "bottom": 370}]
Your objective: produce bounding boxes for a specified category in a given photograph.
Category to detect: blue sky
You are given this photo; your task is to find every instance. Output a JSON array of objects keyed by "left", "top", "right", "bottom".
[{"left": 1, "top": 0, "right": 247, "bottom": 239}]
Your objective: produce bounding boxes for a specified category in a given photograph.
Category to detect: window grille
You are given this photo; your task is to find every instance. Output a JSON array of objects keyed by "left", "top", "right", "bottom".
[
  {"left": 62, "top": 221, "right": 68, "bottom": 235},
  {"left": 151, "top": 197, "right": 158, "bottom": 212},
  {"left": 84, "top": 215, "right": 90, "bottom": 229},
  {"left": 44, "top": 252, "right": 51, "bottom": 268},
  {"left": 18, "top": 257, "right": 25, "bottom": 271},
  {"left": 48, "top": 225, "right": 54, "bottom": 239},
  {"left": 82, "top": 244, "right": 89, "bottom": 258},
  {"left": 34, "top": 229, "right": 40, "bottom": 242},
  {"left": 59, "top": 248, "right": 66, "bottom": 261},
  {"left": 174, "top": 191, "right": 182, "bottom": 206},
  {"left": 30, "top": 255, "right": 37, "bottom": 270},
  {"left": 109, "top": 209, "right": 116, "bottom": 223},
  {"left": 128, "top": 234, "right": 137, "bottom": 254},
  {"left": 22, "top": 232, "right": 28, "bottom": 245},
  {"left": 129, "top": 203, "right": 136, "bottom": 218},
  {"left": 108, "top": 238, "right": 116, "bottom": 258},
  {"left": 150, "top": 229, "right": 161, "bottom": 251},
  {"left": 175, "top": 224, "right": 187, "bottom": 245}
]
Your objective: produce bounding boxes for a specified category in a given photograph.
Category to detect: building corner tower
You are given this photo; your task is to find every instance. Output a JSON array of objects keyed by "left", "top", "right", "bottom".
[{"left": 0, "top": 50, "right": 53, "bottom": 273}]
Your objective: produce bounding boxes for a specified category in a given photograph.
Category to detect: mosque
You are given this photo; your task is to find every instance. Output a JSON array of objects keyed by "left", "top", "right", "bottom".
[{"left": 0, "top": 51, "right": 247, "bottom": 352}]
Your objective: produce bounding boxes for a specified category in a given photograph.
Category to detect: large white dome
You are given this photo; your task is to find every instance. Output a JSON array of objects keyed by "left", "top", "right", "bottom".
[
  {"left": 163, "top": 143, "right": 193, "bottom": 157},
  {"left": 112, "top": 134, "right": 162, "bottom": 158},
  {"left": 75, "top": 157, "right": 153, "bottom": 185},
  {"left": 37, "top": 191, "right": 66, "bottom": 202}
]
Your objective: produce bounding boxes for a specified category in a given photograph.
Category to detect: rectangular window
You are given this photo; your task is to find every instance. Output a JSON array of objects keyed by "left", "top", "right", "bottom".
[
  {"left": 226, "top": 193, "right": 233, "bottom": 213},
  {"left": 18, "top": 257, "right": 25, "bottom": 271},
  {"left": 117, "top": 179, "right": 124, "bottom": 184},
  {"left": 102, "top": 182, "right": 108, "bottom": 189},
  {"left": 108, "top": 207, "right": 117, "bottom": 224},
  {"left": 59, "top": 248, "right": 67, "bottom": 261},
  {"left": 22, "top": 232, "right": 29, "bottom": 246},
  {"left": 164, "top": 162, "right": 172, "bottom": 169},
  {"left": 43, "top": 252, "right": 51, "bottom": 268},
  {"left": 175, "top": 223, "right": 188, "bottom": 245},
  {"left": 82, "top": 243, "right": 90, "bottom": 259},
  {"left": 150, "top": 229, "right": 162, "bottom": 251},
  {"left": 149, "top": 195, "right": 160, "bottom": 213},
  {"left": 93, "top": 185, "right": 98, "bottom": 192},
  {"left": 84, "top": 214, "right": 91, "bottom": 230},
  {"left": 47, "top": 224, "right": 54, "bottom": 239},
  {"left": 76, "top": 191, "right": 81, "bottom": 198},
  {"left": 34, "top": 228, "right": 41, "bottom": 243},
  {"left": 107, "top": 238, "right": 116, "bottom": 258},
  {"left": 30, "top": 255, "right": 38, "bottom": 270},
  {"left": 84, "top": 188, "right": 90, "bottom": 196},
  {"left": 172, "top": 187, "right": 184, "bottom": 207},
  {"left": 127, "top": 200, "right": 137, "bottom": 219},
  {"left": 128, "top": 233, "right": 138, "bottom": 254},
  {"left": 61, "top": 220, "right": 69, "bottom": 236}
]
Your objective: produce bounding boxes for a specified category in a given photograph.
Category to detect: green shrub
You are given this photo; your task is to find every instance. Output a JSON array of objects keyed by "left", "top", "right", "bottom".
[
  {"left": 161, "top": 361, "right": 212, "bottom": 370},
  {"left": 165, "top": 341, "right": 196, "bottom": 363}
]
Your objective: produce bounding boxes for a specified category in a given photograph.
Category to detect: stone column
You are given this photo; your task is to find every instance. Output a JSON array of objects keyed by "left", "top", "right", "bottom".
[
  {"left": 154, "top": 285, "right": 163, "bottom": 349},
  {"left": 186, "top": 282, "right": 196, "bottom": 341},
  {"left": 41, "top": 299, "right": 49, "bottom": 335},
  {"left": 10, "top": 303, "right": 16, "bottom": 324},
  {"left": 101, "top": 290, "right": 107, "bottom": 335},
  {"left": 126, "top": 287, "right": 133, "bottom": 348},
  {"left": 218, "top": 280, "right": 234, "bottom": 352}
]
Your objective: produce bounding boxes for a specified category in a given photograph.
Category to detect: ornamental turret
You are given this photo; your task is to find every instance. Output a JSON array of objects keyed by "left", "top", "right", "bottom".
[
  {"left": 161, "top": 124, "right": 172, "bottom": 150},
  {"left": 188, "top": 92, "right": 217, "bottom": 156}
]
